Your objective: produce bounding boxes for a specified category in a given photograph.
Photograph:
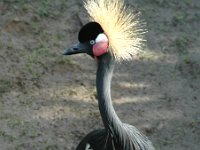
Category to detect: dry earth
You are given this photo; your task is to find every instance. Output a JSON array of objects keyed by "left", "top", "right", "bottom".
[{"left": 0, "top": 0, "right": 200, "bottom": 150}]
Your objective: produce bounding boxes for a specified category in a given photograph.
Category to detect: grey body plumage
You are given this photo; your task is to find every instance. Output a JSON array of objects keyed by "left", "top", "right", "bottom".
[{"left": 76, "top": 53, "right": 155, "bottom": 150}]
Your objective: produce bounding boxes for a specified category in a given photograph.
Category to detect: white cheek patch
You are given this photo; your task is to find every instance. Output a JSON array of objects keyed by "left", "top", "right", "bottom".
[{"left": 95, "top": 33, "right": 108, "bottom": 43}]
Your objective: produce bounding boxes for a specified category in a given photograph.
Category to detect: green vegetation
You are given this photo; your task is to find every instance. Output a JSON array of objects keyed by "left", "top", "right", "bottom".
[
  {"left": 174, "top": 34, "right": 190, "bottom": 54},
  {"left": 0, "top": 79, "right": 13, "bottom": 94},
  {"left": 37, "top": 0, "right": 50, "bottom": 17}
]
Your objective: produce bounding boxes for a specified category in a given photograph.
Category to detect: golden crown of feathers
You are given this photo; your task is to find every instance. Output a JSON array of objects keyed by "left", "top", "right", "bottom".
[{"left": 84, "top": 0, "right": 146, "bottom": 61}]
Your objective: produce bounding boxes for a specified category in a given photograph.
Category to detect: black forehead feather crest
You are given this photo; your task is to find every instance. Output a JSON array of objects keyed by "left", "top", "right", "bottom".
[{"left": 78, "top": 22, "right": 104, "bottom": 43}]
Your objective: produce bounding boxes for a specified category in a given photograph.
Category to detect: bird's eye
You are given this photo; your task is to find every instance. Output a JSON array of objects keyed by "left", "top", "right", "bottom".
[{"left": 90, "top": 40, "right": 95, "bottom": 45}]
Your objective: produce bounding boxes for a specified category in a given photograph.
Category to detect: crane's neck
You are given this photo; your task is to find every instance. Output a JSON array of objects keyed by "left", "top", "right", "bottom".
[{"left": 96, "top": 53, "right": 122, "bottom": 134}]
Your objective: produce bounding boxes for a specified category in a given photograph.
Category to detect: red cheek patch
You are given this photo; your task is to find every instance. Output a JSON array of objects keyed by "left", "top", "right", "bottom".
[{"left": 93, "top": 42, "right": 109, "bottom": 57}]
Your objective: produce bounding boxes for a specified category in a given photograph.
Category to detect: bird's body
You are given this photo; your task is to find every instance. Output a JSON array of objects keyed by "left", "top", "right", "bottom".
[
  {"left": 77, "top": 126, "right": 153, "bottom": 150},
  {"left": 76, "top": 53, "right": 154, "bottom": 150},
  {"left": 63, "top": 0, "right": 155, "bottom": 149}
]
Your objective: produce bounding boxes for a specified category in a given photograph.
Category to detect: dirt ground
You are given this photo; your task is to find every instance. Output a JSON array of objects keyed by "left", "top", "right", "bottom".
[{"left": 0, "top": 0, "right": 200, "bottom": 150}]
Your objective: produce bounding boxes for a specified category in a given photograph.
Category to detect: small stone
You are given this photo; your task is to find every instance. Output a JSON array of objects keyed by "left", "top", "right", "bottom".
[{"left": 142, "top": 124, "right": 154, "bottom": 134}]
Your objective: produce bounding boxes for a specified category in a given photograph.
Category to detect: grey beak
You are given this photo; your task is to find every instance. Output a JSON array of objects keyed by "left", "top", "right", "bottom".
[{"left": 63, "top": 43, "right": 87, "bottom": 55}]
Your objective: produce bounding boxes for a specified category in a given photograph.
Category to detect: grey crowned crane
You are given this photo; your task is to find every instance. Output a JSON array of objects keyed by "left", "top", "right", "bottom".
[{"left": 63, "top": 0, "right": 155, "bottom": 149}]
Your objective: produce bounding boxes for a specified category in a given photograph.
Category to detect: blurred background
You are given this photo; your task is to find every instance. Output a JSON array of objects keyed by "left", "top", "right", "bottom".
[{"left": 0, "top": 0, "right": 200, "bottom": 149}]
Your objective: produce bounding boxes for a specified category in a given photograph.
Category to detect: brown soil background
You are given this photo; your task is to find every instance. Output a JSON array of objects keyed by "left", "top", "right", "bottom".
[{"left": 0, "top": 0, "right": 200, "bottom": 150}]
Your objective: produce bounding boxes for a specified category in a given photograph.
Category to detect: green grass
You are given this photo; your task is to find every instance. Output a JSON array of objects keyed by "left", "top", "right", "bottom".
[
  {"left": 37, "top": 0, "right": 50, "bottom": 17},
  {"left": 171, "top": 63, "right": 178, "bottom": 80},
  {"left": 0, "top": 79, "right": 13, "bottom": 94},
  {"left": 0, "top": 130, "right": 16, "bottom": 142},
  {"left": 176, "top": 54, "right": 200, "bottom": 78},
  {"left": 171, "top": 11, "right": 200, "bottom": 27},
  {"left": 174, "top": 34, "right": 190, "bottom": 54},
  {"left": 1, "top": 0, "right": 72, "bottom": 19},
  {"left": 24, "top": 47, "right": 51, "bottom": 80},
  {"left": 30, "top": 22, "right": 42, "bottom": 34},
  {"left": 171, "top": 13, "right": 187, "bottom": 27},
  {"left": 1, "top": 0, "right": 26, "bottom": 3},
  {"left": 143, "top": 0, "right": 199, "bottom": 8}
]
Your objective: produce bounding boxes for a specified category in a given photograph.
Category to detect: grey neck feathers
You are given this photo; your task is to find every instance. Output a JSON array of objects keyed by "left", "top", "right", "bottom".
[{"left": 96, "top": 53, "right": 122, "bottom": 134}]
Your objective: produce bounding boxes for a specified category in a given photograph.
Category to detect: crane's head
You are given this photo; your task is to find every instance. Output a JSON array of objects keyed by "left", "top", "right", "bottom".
[
  {"left": 63, "top": 0, "right": 146, "bottom": 61},
  {"left": 63, "top": 22, "right": 109, "bottom": 60}
]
